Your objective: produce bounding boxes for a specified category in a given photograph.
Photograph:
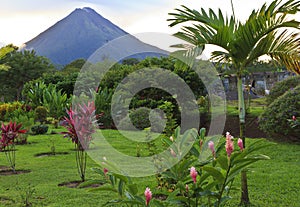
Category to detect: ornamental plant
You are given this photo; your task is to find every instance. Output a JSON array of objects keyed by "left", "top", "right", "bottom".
[
  {"left": 0, "top": 121, "right": 27, "bottom": 172},
  {"left": 61, "top": 101, "right": 96, "bottom": 182},
  {"left": 91, "top": 127, "right": 270, "bottom": 207}
]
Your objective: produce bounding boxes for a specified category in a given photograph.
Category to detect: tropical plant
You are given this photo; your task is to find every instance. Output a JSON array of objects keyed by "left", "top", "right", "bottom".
[
  {"left": 91, "top": 127, "right": 269, "bottom": 207},
  {"left": 0, "top": 121, "right": 27, "bottom": 172},
  {"left": 42, "top": 84, "right": 69, "bottom": 120},
  {"left": 168, "top": 0, "right": 300, "bottom": 203},
  {"left": 61, "top": 102, "right": 96, "bottom": 182}
]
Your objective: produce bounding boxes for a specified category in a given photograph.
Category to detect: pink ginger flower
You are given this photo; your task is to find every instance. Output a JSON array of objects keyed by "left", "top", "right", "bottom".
[
  {"left": 208, "top": 141, "right": 215, "bottom": 157},
  {"left": 237, "top": 138, "right": 244, "bottom": 151},
  {"left": 190, "top": 166, "right": 198, "bottom": 183},
  {"left": 170, "top": 148, "right": 176, "bottom": 157},
  {"left": 144, "top": 187, "right": 152, "bottom": 206},
  {"left": 292, "top": 115, "right": 296, "bottom": 121},
  {"left": 225, "top": 132, "right": 234, "bottom": 157},
  {"left": 104, "top": 168, "right": 108, "bottom": 175},
  {"left": 185, "top": 184, "right": 189, "bottom": 192}
]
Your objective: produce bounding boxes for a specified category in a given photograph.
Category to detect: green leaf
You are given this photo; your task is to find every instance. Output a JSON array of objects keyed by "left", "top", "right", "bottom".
[
  {"left": 127, "top": 183, "right": 138, "bottom": 196},
  {"left": 202, "top": 166, "right": 225, "bottom": 183},
  {"left": 217, "top": 155, "right": 229, "bottom": 170}
]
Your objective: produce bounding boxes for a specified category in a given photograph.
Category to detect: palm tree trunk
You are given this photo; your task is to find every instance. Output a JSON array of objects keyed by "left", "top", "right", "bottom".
[{"left": 237, "top": 75, "right": 250, "bottom": 205}]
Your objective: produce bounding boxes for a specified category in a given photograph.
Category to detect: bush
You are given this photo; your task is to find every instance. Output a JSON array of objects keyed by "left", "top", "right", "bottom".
[
  {"left": 35, "top": 106, "right": 48, "bottom": 123},
  {"left": 118, "top": 108, "right": 165, "bottom": 132},
  {"left": 129, "top": 107, "right": 151, "bottom": 130},
  {"left": 259, "top": 85, "right": 300, "bottom": 142},
  {"left": 31, "top": 125, "right": 49, "bottom": 135},
  {"left": 0, "top": 102, "right": 23, "bottom": 121},
  {"left": 266, "top": 75, "right": 300, "bottom": 105}
]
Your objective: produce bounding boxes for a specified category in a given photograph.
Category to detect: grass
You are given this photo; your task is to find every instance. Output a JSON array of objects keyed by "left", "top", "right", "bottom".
[{"left": 0, "top": 126, "right": 300, "bottom": 206}]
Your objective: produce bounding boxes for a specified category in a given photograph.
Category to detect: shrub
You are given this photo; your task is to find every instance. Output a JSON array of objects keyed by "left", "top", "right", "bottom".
[
  {"left": 266, "top": 75, "right": 300, "bottom": 105},
  {"left": 0, "top": 102, "right": 23, "bottom": 121},
  {"left": 31, "top": 125, "right": 49, "bottom": 135},
  {"left": 118, "top": 108, "right": 165, "bottom": 132},
  {"left": 259, "top": 85, "right": 300, "bottom": 141},
  {"left": 129, "top": 107, "right": 151, "bottom": 130},
  {"left": 35, "top": 106, "right": 48, "bottom": 123}
]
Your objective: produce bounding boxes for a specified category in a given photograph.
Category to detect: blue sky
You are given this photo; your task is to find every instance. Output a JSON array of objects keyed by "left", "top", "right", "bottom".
[{"left": 0, "top": 0, "right": 289, "bottom": 47}]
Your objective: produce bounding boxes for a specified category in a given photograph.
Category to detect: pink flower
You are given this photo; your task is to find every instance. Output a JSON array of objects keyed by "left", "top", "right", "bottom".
[
  {"left": 292, "top": 115, "right": 296, "bottom": 121},
  {"left": 190, "top": 166, "right": 198, "bottom": 183},
  {"left": 185, "top": 184, "right": 189, "bottom": 192},
  {"left": 225, "top": 132, "right": 234, "bottom": 157},
  {"left": 208, "top": 141, "right": 215, "bottom": 157},
  {"left": 144, "top": 187, "right": 152, "bottom": 206},
  {"left": 170, "top": 148, "right": 176, "bottom": 157},
  {"left": 238, "top": 138, "right": 244, "bottom": 151},
  {"left": 104, "top": 168, "right": 108, "bottom": 175}
]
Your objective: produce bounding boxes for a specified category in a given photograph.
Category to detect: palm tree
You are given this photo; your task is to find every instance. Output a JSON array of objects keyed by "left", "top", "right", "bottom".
[{"left": 168, "top": 0, "right": 300, "bottom": 204}]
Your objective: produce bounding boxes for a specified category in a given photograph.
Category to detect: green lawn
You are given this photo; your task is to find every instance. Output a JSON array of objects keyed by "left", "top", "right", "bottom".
[{"left": 0, "top": 127, "right": 299, "bottom": 206}]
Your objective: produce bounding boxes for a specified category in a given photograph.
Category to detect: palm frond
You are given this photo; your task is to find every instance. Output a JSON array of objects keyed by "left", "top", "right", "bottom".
[{"left": 168, "top": 6, "right": 236, "bottom": 52}]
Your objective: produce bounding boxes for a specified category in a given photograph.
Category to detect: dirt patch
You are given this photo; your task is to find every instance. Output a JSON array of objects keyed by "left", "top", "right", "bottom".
[
  {"left": 0, "top": 168, "right": 31, "bottom": 176},
  {"left": 58, "top": 180, "right": 103, "bottom": 188},
  {"left": 34, "top": 152, "right": 69, "bottom": 158},
  {"left": 223, "top": 115, "right": 267, "bottom": 138},
  {"left": 203, "top": 114, "right": 266, "bottom": 138}
]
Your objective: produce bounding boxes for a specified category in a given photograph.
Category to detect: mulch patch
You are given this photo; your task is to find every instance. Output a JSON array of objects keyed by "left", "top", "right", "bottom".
[
  {"left": 58, "top": 180, "right": 103, "bottom": 188},
  {"left": 204, "top": 114, "right": 267, "bottom": 138},
  {"left": 34, "top": 152, "right": 69, "bottom": 158},
  {"left": 0, "top": 166, "right": 31, "bottom": 176}
]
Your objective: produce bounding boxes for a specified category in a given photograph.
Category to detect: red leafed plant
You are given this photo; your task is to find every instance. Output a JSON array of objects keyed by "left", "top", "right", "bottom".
[
  {"left": 0, "top": 121, "right": 27, "bottom": 173},
  {"left": 61, "top": 101, "right": 96, "bottom": 181}
]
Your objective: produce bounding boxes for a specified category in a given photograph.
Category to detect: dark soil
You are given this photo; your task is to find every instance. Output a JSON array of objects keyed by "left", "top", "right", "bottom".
[
  {"left": 223, "top": 115, "right": 267, "bottom": 138},
  {"left": 0, "top": 166, "right": 31, "bottom": 176},
  {"left": 58, "top": 180, "right": 103, "bottom": 188},
  {"left": 203, "top": 114, "right": 267, "bottom": 138},
  {"left": 34, "top": 152, "right": 69, "bottom": 158}
]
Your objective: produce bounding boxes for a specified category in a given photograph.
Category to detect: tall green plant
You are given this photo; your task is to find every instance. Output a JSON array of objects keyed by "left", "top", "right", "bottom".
[
  {"left": 42, "top": 84, "right": 69, "bottom": 120},
  {"left": 168, "top": 0, "right": 300, "bottom": 204}
]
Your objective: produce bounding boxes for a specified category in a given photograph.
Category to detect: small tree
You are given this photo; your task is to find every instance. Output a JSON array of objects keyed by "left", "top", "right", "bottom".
[
  {"left": 61, "top": 102, "right": 96, "bottom": 182},
  {"left": 168, "top": 0, "right": 300, "bottom": 204}
]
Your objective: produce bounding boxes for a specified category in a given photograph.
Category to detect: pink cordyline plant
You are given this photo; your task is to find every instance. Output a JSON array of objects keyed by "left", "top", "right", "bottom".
[
  {"left": 1, "top": 121, "right": 27, "bottom": 148},
  {"left": 238, "top": 138, "right": 244, "bottom": 151},
  {"left": 225, "top": 132, "right": 234, "bottom": 158},
  {"left": 0, "top": 122, "right": 27, "bottom": 172},
  {"left": 144, "top": 187, "right": 152, "bottom": 206},
  {"left": 62, "top": 102, "right": 96, "bottom": 150},
  {"left": 61, "top": 101, "right": 97, "bottom": 181},
  {"left": 190, "top": 166, "right": 198, "bottom": 183}
]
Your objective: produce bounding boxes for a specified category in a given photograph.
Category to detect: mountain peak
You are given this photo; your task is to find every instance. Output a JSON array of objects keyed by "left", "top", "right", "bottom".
[{"left": 24, "top": 8, "right": 166, "bottom": 66}]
